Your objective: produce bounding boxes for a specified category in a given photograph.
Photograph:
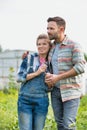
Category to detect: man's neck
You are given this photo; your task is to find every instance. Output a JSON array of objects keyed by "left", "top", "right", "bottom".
[{"left": 55, "top": 34, "right": 65, "bottom": 43}]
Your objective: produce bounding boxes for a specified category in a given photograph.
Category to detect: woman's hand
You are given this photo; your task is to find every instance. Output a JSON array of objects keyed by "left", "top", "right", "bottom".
[{"left": 37, "top": 64, "right": 47, "bottom": 75}]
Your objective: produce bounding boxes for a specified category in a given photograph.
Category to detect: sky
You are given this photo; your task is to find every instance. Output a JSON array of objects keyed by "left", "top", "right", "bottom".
[{"left": 0, "top": 0, "right": 87, "bottom": 52}]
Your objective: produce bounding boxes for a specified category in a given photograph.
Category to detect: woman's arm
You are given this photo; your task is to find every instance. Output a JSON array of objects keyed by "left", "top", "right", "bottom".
[{"left": 16, "top": 57, "right": 28, "bottom": 83}]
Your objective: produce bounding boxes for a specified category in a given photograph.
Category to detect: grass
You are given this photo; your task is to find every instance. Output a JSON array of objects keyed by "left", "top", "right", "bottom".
[{"left": 0, "top": 90, "right": 87, "bottom": 130}]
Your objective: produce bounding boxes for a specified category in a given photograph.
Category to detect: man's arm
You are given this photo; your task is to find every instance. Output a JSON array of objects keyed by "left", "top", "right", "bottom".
[{"left": 45, "top": 68, "right": 77, "bottom": 85}]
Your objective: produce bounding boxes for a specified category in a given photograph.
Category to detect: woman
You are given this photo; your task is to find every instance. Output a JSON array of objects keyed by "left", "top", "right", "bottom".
[{"left": 16, "top": 34, "right": 51, "bottom": 130}]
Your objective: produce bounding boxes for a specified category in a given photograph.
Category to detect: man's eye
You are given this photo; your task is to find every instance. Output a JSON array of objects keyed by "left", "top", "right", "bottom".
[
  {"left": 37, "top": 43, "right": 40, "bottom": 46},
  {"left": 37, "top": 43, "right": 47, "bottom": 46}
]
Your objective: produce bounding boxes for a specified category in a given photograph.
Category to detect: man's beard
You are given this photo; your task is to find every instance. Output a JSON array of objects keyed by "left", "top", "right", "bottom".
[{"left": 48, "top": 34, "right": 55, "bottom": 40}]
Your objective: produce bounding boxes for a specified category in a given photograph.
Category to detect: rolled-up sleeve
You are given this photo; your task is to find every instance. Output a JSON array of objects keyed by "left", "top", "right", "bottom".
[{"left": 72, "top": 43, "right": 86, "bottom": 74}]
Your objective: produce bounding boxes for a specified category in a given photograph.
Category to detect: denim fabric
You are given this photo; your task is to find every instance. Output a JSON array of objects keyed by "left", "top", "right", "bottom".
[
  {"left": 17, "top": 53, "right": 51, "bottom": 97},
  {"left": 17, "top": 53, "right": 50, "bottom": 130},
  {"left": 19, "top": 72, "right": 50, "bottom": 97},
  {"left": 51, "top": 87, "right": 80, "bottom": 130},
  {"left": 18, "top": 95, "right": 49, "bottom": 130}
]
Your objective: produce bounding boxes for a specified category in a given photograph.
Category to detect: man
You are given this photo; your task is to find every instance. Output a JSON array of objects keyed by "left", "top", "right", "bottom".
[
  {"left": 45, "top": 16, "right": 86, "bottom": 130},
  {"left": 22, "top": 16, "right": 86, "bottom": 130}
]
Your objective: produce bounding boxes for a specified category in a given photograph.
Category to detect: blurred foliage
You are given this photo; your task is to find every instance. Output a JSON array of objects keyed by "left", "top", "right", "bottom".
[
  {"left": 84, "top": 52, "right": 87, "bottom": 62},
  {"left": 0, "top": 44, "right": 3, "bottom": 52},
  {"left": 0, "top": 90, "right": 19, "bottom": 130},
  {"left": 3, "top": 67, "right": 20, "bottom": 94},
  {"left": 0, "top": 90, "right": 87, "bottom": 130}
]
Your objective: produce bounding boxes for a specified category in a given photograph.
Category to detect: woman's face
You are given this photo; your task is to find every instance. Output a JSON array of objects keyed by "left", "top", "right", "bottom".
[{"left": 37, "top": 38, "right": 50, "bottom": 56}]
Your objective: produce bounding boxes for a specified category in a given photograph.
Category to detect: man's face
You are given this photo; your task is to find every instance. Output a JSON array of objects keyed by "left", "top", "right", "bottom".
[{"left": 47, "top": 21, "right": 61, "bottom": 40}]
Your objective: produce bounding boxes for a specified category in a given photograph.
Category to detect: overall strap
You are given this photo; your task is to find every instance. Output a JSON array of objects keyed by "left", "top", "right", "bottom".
[
  {"left": 30, "top": 55, "right": 34, "bottom": 67},
  {"left": 27, "top": 54, "right": 34, "bottom": 73}
]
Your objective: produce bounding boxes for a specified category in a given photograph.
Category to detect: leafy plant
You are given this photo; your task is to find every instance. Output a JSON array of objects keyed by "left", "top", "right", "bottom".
[
  {"left": 84, "top": 52, "right": 87, "bottom": 61},
  {"left": 77, "top": 95, "right": 87, "bottom": 130},
  {"left": 3, "top": 67, "right": 20, "bottom": 94},
  {"left": 0, "top": 91, "right": 19, "bottom": 130},
  {"left": 0, "top": 90, "right": 87, "bottom": 130}
]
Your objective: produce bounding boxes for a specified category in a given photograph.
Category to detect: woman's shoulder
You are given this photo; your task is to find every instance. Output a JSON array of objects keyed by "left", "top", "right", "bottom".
[
  {"left": 29, "top": 52, "right": 38, "bottom": 57},
  {"left": 27, "top": 52, "right": 39, "bottom": 64}
]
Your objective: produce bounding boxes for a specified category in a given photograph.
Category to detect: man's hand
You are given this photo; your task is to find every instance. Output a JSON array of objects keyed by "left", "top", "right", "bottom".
[
  {"left": 45, "top": 73, "right": 54, "bottom": 87},
  {"left": 45, "top": 73, "right": 60, "bottom": 87},
  {"left": 22, "top": 51, "right": 29, "bottom": 59}
]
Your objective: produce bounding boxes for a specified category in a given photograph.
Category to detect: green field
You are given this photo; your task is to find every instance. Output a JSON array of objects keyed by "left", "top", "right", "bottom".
[{"left": 0, "top": 89, "right": 87, "bottom": 130}]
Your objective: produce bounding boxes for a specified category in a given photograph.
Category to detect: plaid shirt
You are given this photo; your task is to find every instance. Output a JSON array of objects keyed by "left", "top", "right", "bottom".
[{"left": 48, "top": 36, "right": 86, "bottom": 102}]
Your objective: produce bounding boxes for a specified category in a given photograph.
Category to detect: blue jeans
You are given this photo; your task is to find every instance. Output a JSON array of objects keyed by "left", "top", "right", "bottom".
[
  {"left": 51, "top": 87, "right": 80, "bottom": 130},
  {"left": 17, "top": 95, "right": 49, "bottom": 130}
]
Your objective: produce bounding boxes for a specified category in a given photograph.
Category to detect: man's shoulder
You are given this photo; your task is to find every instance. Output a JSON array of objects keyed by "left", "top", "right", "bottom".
[{"left": 66, "top": 36, "right": 80, "bottom": 45}]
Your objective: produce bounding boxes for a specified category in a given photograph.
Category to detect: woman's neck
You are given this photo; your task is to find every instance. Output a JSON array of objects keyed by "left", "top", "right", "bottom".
[
  {"left": 39, "top": 55, "right": 46, "bottom": 65},
  {"left": 39, "top": 54, "right": 47, "bottom": 59}
]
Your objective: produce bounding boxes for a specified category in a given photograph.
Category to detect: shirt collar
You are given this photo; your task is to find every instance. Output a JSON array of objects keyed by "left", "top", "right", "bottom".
[
  {"left": 61, "top": 35, "right": 68, "bottom": 45},
  {"left": 53, "top": 35, "right": 68, "bottom": 46}
]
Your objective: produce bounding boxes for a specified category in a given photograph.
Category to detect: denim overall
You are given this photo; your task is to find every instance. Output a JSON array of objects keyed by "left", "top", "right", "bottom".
[{"left": 17, "top": 53, "right": 49, "bottom": 130}]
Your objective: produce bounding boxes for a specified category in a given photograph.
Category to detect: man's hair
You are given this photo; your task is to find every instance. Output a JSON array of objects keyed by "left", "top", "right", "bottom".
[
  {"left": 36, "top": 34, "right": 50, "bottom": 45},
  {"left": 47, "top": 16, "right": 66, "bottom": 30}
]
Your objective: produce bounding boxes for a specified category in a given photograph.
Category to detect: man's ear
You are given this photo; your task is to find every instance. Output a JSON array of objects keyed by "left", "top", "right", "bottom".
[{"left": 60, "top": 26, "right": 65, "bottom": 32}]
